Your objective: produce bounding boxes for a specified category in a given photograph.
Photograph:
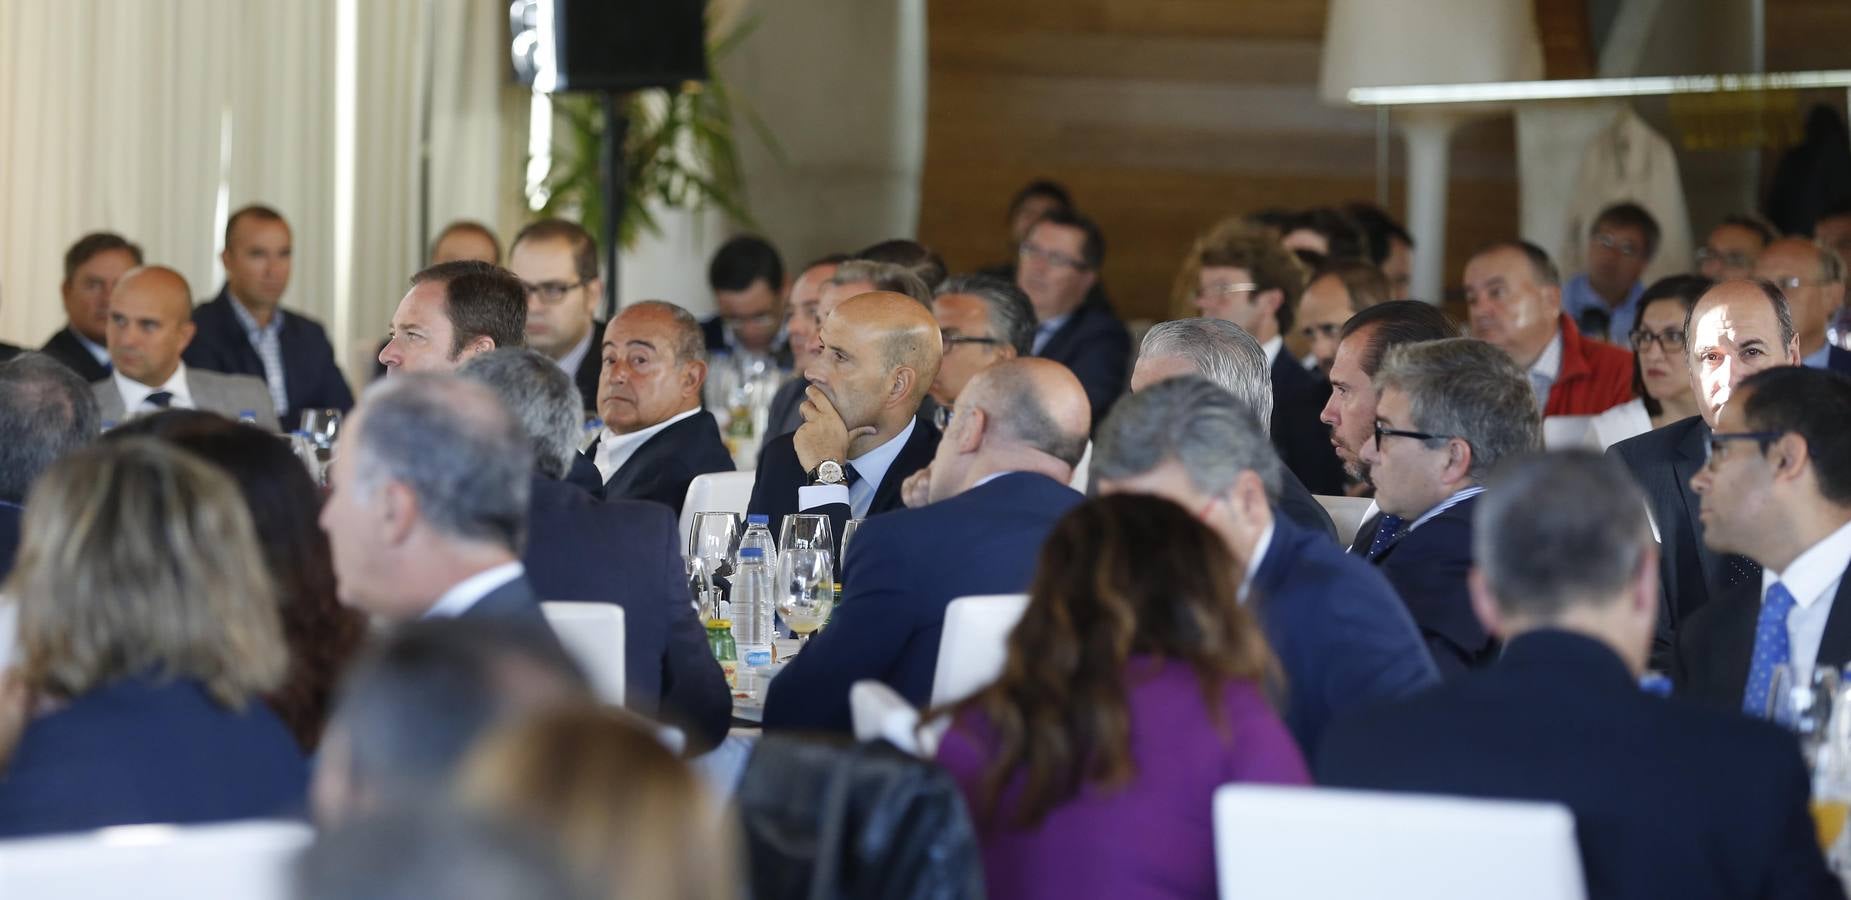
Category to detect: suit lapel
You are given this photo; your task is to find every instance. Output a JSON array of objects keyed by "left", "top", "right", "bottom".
[
  {"left": 867, "top": 417, "right": 936, "bottom": 516},
  {"left": 1349, "top": 511, "right": 1382, "bottom": 556},
  {"left": 1815, "top": 560, "right": 1851, "bottom": 670},
  {"left": 1670, "top": 420, "right": 1723, "bottom": 592}
]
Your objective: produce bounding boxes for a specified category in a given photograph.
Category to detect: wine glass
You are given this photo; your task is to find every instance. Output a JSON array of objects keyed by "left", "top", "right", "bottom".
[
  {"left": 840, "top": 518, "right": 865, "bottom": 567},
  {"left": 776, "top": 548, "right": 834, "bottom": 646},
  {"left": 688, "top": 512, "right": 742, "bottom": 581},
  {"left": 300, "top": 409, "right": 343, "bottom": 450},
  {"left": 779, "top": 513, "right": 834, "bottom": 555},
  {"left": 1769, "top": 664, "right": 1839, "bottom": 768}
]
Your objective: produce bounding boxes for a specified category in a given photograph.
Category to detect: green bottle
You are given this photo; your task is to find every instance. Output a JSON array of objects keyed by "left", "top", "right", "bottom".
[{"left": 707, "top": 618, "right": 738, "bottom": 689}]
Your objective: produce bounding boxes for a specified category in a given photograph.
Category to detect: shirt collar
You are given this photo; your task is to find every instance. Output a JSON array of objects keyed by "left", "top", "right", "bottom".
[
  {"left": 1407, "top": 484, "right": 1485, "bottom": 534},
  {"left": 599, "top": 406, "right": 700, "bottom": 455},
  {"left": 1804, "top": 341, "right": 1835, "bottom": 371},
  {"left": 113, "top": 362, "right": 192, "bottom": 410},
  {"left": 1238, "top": 520, "right": 1276, "bottom": 604},
  {"left": 71, "top": 328, "right": 110, "bottom": 365},
  {"left": 1530, "top": 327, "right": 1564, "bottom": 381},
  {"left": 970, "top": 470, "right": 1022, "bottom": 490},
  {"left": 423, "top": 561, "right": 526, "bottom": 620},
  {"left": 1260, "top": 334, "right": 1283, "bottom": 366},
  {"left": 556, "top": 328, "right": 595, "bottom": 380},
  {"left": 227, "top": 292, "right": 285, "bottom": 339},
  {"left": 1763, "top": 518, "right": 1851, "bottom": 612},
  {"left": 848, "top": 417, "right": 918, "bottom": 491}
]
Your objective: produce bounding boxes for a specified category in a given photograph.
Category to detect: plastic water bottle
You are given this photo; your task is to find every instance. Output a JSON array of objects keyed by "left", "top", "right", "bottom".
[
  {"left": 738, "top": 514, "right": 777, "bottom": 572},
  {"left": 730, "top": 546, "right": 776, "bottom": 687},
  {"left": 237, "top": 409, "right": 259, "bottom": 425}
]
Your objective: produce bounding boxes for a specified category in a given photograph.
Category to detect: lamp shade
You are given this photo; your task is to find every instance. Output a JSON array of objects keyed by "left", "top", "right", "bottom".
[{"left": 1319, "top": 0, "right": 1544, "bottom": 106}]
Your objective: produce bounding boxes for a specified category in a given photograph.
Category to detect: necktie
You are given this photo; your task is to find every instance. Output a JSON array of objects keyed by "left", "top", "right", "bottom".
[
  {"left": 1367, "top": 514, "right": 1406, "bottom": 559},
  {"left": 144, "top": 390, "right": 174, "bottom": 409},
  {"left": 1742, "top": 582, "right": 1798, "bottom": 716},
  {"left": 844, "top": 463, "right": 863, "bottom": 488}
]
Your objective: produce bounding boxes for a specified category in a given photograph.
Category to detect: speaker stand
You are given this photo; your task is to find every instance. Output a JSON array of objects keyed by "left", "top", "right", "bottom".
[{"left": 599, "top": 91, "right": 630, "bottom": 319}]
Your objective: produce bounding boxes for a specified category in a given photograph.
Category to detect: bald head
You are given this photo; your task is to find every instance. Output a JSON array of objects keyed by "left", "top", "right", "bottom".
[
  {"left": 1755, "top": 237, "right": 1846, "bottom": 357},
  {"left": 927, "top": 357, "right": 1089, "bottom": 502},
  {"left": 808, "top": 291, "right": 943, "bottom": 434},
  {"left": 107, "top": 266, "right": 198, "bottom": 386},
  {"left": 1685, "top": 279, "right": 1801, "bottom": 425}
]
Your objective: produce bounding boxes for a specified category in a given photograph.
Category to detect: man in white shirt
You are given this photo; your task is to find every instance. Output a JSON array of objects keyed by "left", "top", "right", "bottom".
[
  {"left": 319, "top": 373, "right": 554, "bottom": 639},
  {"left": 582, "top": 301, "right": 733, "bottom": 514},
  {"left": 507, "top": 218, "right": 604, "bottom": 412},
  {"left": 91, "top": 266, "right": 276, "bottom": 429},
  {"left": 1680, "top": 365, "right": 1851, "bottom": 710}
]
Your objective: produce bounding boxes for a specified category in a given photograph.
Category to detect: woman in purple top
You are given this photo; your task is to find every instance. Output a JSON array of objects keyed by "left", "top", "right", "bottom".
[{"left": 933, "top": 494, "right": 1308, "bottom": 900}]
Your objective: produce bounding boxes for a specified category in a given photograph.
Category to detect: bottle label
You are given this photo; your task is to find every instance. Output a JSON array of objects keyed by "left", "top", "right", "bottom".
[{"left": 742, "top": 648, "right": 772, "bottom": 667}]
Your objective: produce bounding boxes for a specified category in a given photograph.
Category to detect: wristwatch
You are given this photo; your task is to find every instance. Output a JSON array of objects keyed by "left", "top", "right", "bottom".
[{"left": 808, "top": 459, "right": 846, "bottom": 486}]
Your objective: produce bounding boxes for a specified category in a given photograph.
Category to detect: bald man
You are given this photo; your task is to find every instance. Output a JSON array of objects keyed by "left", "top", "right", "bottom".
[
  {"left": 761, "top": 358, "right": 1090, "bottom": 734},
  {"left": 1754, "top": 238, "right": 1851, "bottom": 373},
  {"left": 747, "top": 290, "right": 944, "bottom": 543},
  {"left": 93, "top": 267, "right": 278, "bottom": 430}
]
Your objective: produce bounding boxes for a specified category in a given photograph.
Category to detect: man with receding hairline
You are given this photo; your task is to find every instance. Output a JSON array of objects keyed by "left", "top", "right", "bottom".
[
  {"left": 748, "top": 291, "right": 943, "bottom": 542},
  {"left": 1754, "top": 237, "right": 1851, "bottom": 374},
  {"left": 1465, "top": 241, "right": 1634, "bottom": 417},
  {"left": 762, "top": 358, "right": 1088, "bottom": 733},
  {"left": 93, "top": 266, "right": 277, "bottom": 429}
]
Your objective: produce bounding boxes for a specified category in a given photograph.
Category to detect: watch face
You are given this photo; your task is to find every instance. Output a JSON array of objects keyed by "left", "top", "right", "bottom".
[{"left": 818, "top": 460, "right": 844, "bottom": 483}]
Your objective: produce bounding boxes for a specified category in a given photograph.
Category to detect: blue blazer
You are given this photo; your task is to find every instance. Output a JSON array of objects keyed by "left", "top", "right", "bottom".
[
  {"left": 1034, "top": 302, "right": 1130, "bottom": 429},
  {"left": 1270, "top": 350, "right": 1347, "bottom": 496},
  {"left": 0, "top": 676, "right": 307, "bottom": 838},
  {"left": 761, "top": 473, "right": 1086, "bottom": 734},
  {"left": 1318, "top": 630, "right": 1838, "bottom": 900},
  {"left": 1350, "top": 496, "right": 1496, "bottom": 678},
  {"left": 523, "top": 477, "right": 731, "bottom": 751},
  {"left": 182, "top": 289, "right": 354, "bottom": 432},
  {"left": 746, "top": 414, "right": 941, "bottom": 548},
  {"left": 583, "top": 411, "right": 735, "bottom": 516},
  {"left": 1252, "top": 515, "right": 1439, "bottom": 755}
]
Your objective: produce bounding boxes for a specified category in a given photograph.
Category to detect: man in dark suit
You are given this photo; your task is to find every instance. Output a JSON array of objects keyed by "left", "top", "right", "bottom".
[
  {"left": 40, "top": 232, "right": 143, "bottom": 382},
  {"left": 1094, "top": 376, "right": 1438, "bottom": 754},
  {"left": 1188, "top": 222, "right": 1346, "bottom": 494},
  {"left": 702, "top": 234, "right": 788, "bottom": 364},
  {"left": 460, "top": 347, "right": 731, "bottom": 751},
  {"left": 581, "top": 301, "right": 734, "bottom": 515},
  {"left": 1353, "top": 338, "right": 1540, "bottom": 677},
  {"left": 748, "top": 290, "right": 943, "bottom": 542},
  {"left": 1320, "top": 451, "right": 1839, "bottom": 900},
  {"left": 762, "top": 359, "right": 1089, "bottom": 733},
  {"left": 1677, "top": 366, "right": 1851, "bottom": 717},
  {"left": 1757, "top": 237, "right": 1851, "bottom": 375},
  {"left": 1130, "top": 317, "right": 1337, "bottom": 540},
  {"left": 1019, "top": 210, "right": 1130, "bottom": 427},
  {"left": 318, "top": 373, "right": 556, "bottom": 646},
  {"left": 0, "top": 353, "right": 100, "bottom": 580},
  {"left": 1610, "top": 279, "right": 1804, "bottom": 667},
  {"left": 765, "top": 258, "right": 919, "bottom": 439},
  {"left": 183, "top": 205, "right": 353, "bottom": 432},
  {"left": 1320, "top": 300, "right": 1460, "bottom": 500},
  {"left": 507, "top": 218, "right": 606, "bottom": 412}
]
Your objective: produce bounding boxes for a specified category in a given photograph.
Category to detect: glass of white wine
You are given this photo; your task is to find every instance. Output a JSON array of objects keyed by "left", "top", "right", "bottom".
[{"left": 776, "top": 547, "right": 834, "bottom": 646}]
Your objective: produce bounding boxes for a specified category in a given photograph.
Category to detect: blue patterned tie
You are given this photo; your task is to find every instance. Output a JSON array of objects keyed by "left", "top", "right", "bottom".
[
  {"left": 1367, "top": 514, "right": 1406, "bottom": 559},
  {"left": 1742, "top": 582, "right": 1797, "bottom": 716}
]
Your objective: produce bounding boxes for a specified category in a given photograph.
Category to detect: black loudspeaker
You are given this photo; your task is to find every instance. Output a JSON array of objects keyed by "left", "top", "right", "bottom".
[{"left": 510, "top": 0, "right": 707, "bottom": 93}]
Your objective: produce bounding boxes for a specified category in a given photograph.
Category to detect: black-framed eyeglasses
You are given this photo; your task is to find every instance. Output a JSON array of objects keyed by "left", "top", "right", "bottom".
[
  {"left": 1373, "top": 421, "right": 1451, "bottom": 446},
  {"left": 1695, "top": 247, "right": 1756, "bottom": 270},
  {"left": 942, "top": 334, "right": 1002, "bottom": 349},
  {"left": 523, "top": 279, "right": 586, "bottom": 304},
  {"left": 1630, "top": 327, "right": 1687, "bottom": 353},
  {"left": 1704, "top": 430, "right": 1784, "bottom": 468}
]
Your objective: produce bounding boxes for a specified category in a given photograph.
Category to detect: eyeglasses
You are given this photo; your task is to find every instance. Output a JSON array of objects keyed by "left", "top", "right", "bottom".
[
  {"left": 1198, "top": 282, "right": 1258, "bottom": 300},
  {"left": 1018, "top": 242, "right": 1089, "bottom": 271},
  {"left": 1770, "top": 275, "right": 1837, "bottom": 291},
  {"left": 1298, "top": 322, "right": 1342, "bottom": 341},
  {"left": 1373, "top": 421, "right": 1451, "bottom": 446},
  {"left": 942, "top": 334, "right": 1002, "bottom": 350},
  {"left": 1695, "top": 247, "right": 1756, "bottom": 270},
  {"left": 1592, "top": 232, "right": 1644, "bottom": 258},
  {"left": 1704, "top": 430, "right": 1784, "bottom": 468},
  {"left": 523, "top": 279, "right": 586, "bottom": 304},
  {"left": 1629, "top": 327, "right": 1687, "bottom": 353}
]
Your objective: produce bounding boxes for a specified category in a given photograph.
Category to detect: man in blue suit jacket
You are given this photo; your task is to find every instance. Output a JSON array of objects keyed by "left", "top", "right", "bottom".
[
  {"left": 1320, "top": 452, "right": 1838, "bottom": 900},
  {"left": 1020, "top": 210, "right": 1130, "bottom": 429},
  {"left": 182, "top": 206, "right": 353, "bottom": 432},
  {"left": 1092, "top": 376, "right": 1439, "bottom": 755},
  {"left": 1352, "top": 338, "right": 1540, "bottom": 677},
  {"left": 762, "top": 359, "right": 1090, "bottom": 733}
]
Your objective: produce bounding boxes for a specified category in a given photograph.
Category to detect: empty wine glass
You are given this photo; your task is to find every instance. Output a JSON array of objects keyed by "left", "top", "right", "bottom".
[
  {"left": 779, "top": 513, "right": 834, "bottom": 555},
  {"left": 300, "top": 409, "right": 343, "bottom": 449},
  {"left": 840, "top": 517, "right": 865, "bottom": 567},
  {"left": 688, "top": 511, "right": 742, "bottom": 581},
  {"left": 776, "top": 548, "right": 834, "bottom": 646},
  {"left": 1769, "top": 664, "right": 1839, "bottom": 768}
]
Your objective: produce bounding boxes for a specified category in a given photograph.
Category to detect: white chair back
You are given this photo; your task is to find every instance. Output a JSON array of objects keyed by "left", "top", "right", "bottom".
[
  {"left": 1542, "top": 415, "right": 1594, "bottom": 449},
  {"left": 1213, "top": 785, "right": 1585, "bottom": 900},
  {"left": 1068, "top": 441, "right": 1093, "bottom": 494},
  {"left": 929, "top": 594, "right": 1030, "bottom": 707},
  {"left": 1313, "top": 494, "right": 1376, "bottom": 545},
  {"left": 849, "top": 679, "right": 924, "bottom": 753},
  {"left": 0, "top": 820, "right": 313, "bottom": 900},
  {"left": 678, "top": 470, "right": 758, "bottom": 552},
  {"left": 541, "top": 601, "right": 626, "bottom": 706}
]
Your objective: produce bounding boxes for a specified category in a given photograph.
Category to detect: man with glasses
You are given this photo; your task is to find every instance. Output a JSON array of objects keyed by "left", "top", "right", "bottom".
[
  {"left": 928, "top": 273, "right": 1035, "bottom": 414},
  {"left": 1562, "top": 202, "right": 1659, "bottom": 344},
  {"left": 1610, "top": 279, "right": 1803, "bottom": 668},
  {"left": 1018, "top": 209, "right": 1130, "bottom": 428},
  {"left": 1677, "top": 366, "right": 1851, "bottom": 716},
  {"left": 1191, "top": 222, "right": 1345, "bottom": 495},
  {"left": 1755, "top": 237, "right": 1851, "bottom": 374},
  {"left": 701, "top": 234, "right": 788, "bottom": 365},
  {"left": 1354, "top": 338, "right": 1541, "bottom": 677},
  {"left": 1695, "top": 214, "right": 1776, "bottom": 283},
  {"left": 1465, "top": 240, "right": 1635, "bottom": 417},
  {"left": 508, "top": 219, "right": 604, "bottom": 412}
]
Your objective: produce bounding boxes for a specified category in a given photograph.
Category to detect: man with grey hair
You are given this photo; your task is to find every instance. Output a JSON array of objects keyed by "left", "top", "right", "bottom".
[
  {"left": 1355, "top": 337, "right": 1542, "bottom": 677},
  {"left": 319, "top": 373, "right": 554, "bottom": 638},
  {"left": 766, "top": 259, "right": 934, "bottom": 437},
  {"left": 459, "top": 348, "right": 730, "bottom": 750},
  {"left": 1319, "top": 451, "right": 1838, "bottom": 898},
  {"left": 1093, "top": 376, "right": 1436, "bottom": 754},
  {"left": 927, "top": 273, "right": 1035, "bottom": 410},
  {"left": 1130, "top": 317, "right": 1336, "bottom": 540},
  {"left": 583, "top": 300, "right": 734, "bottom": 515},
  {"left": 763, "top": 358, "right": 1090, "bottom": 733},
  {"left": 0, "top": 353, "right": 100, "bottom": 578}
]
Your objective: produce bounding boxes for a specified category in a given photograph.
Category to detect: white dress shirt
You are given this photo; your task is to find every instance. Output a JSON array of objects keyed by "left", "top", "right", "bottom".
[
  {"left": 592, "top": 407, "right": 700, "bottom": 484},
  {"left": 797, "top": 417, "right": 919, "bottom": 519},
  {"left": 556, "top": 329, "right": 594, "bottom": 382},
  {"left": 112, "top": 364, "right": 195, "bottom": 414},
  {"left": 1765, "top": 519, "right": 1851, "bottom": 686},
  {"left": 422, "top": 561, "right": 526, "bottom": 620},
  {"left": 1260, "top": 334, "right": 1283, "bottom": 367},
  {"left": 1527, "top": 330, "right": 1564, "bottom": 415}
]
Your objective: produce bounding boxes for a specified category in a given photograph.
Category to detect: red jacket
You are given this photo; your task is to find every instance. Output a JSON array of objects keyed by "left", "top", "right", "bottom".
[{"left": 1545, "top": 313, "right": 1635, "bottom": 416}]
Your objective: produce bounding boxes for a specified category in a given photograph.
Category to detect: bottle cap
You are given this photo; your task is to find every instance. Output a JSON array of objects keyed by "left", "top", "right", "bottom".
[
  {"left": 740, "top": 547, "right": 764, "bottom": 560},
  {"left": 746, "top": 514, "right": 769, "bottom": 525}
]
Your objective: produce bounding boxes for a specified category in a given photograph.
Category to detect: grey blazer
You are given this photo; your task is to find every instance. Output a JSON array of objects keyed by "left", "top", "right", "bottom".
[{"left": 92, "top": 368, "right": 280, "bottom": 432}]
